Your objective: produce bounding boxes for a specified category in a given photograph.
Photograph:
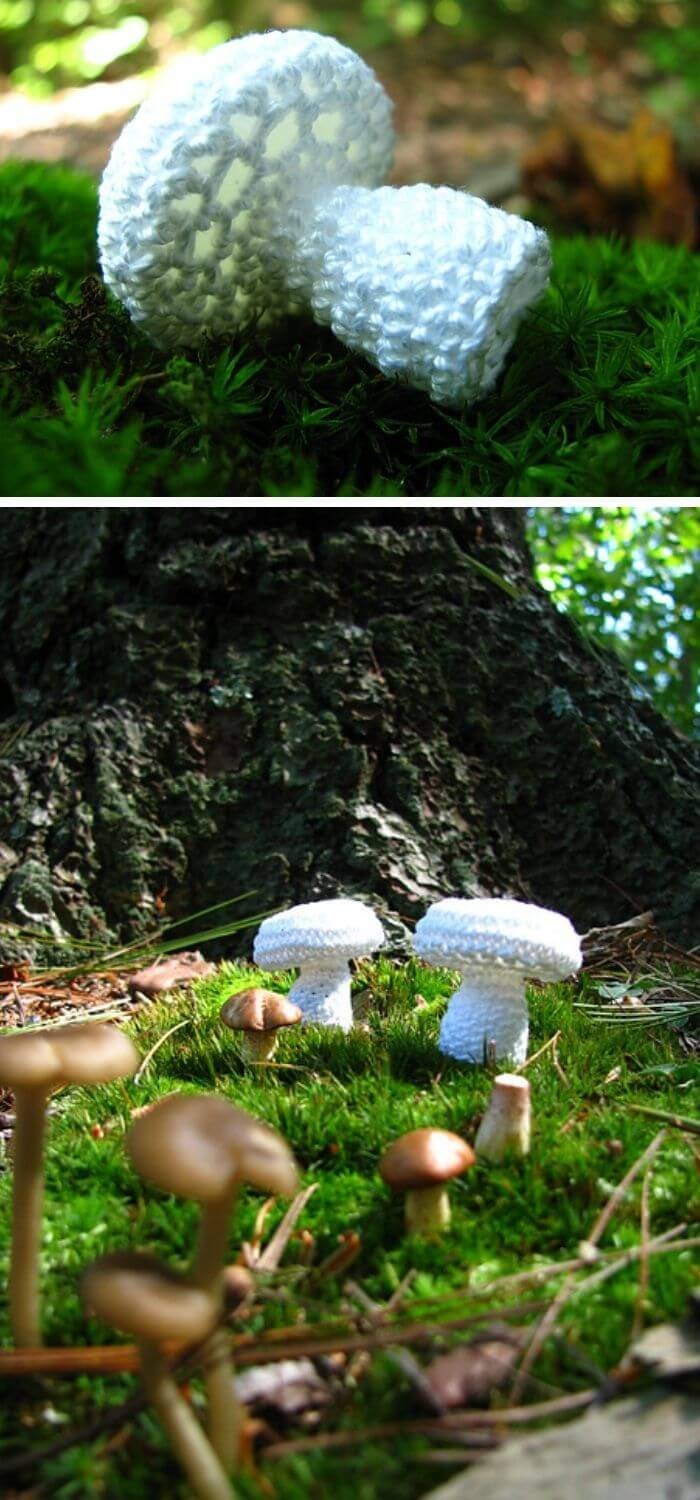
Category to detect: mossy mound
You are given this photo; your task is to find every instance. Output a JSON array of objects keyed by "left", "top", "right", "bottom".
[{"left": 1, "top": 160, "right": 698, "bottom": 497}]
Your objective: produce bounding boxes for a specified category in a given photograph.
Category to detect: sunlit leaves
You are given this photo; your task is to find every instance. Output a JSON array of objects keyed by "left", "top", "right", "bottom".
[{"left": 528, "top": 507, "right": 700, "bottom": 736}]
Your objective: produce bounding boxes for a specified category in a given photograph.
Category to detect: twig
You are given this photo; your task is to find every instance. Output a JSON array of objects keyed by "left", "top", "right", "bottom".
[
  {"left": 132, "top": 1018, "right": 191, "bottom": 1084},
  {"left": 256, "top": 1183, "right": 319, "bottom": 1272},
  {"left": 631, "top": 1159, "right": 652, "bottom": 1342},
  {"left": 0, "top": 1300, "right": 547, "bottom": 1381},
  {"left": 510, "top": 1130, "right": 667, "bottom": 1401},
  {"left": 627, "top": 1105, "right": 700, "bottom": 1137},
  {"left": 518, "top": 1031, "right": 561, "bottom": 1072},
  {"left": 262, "top": 1389, "right": 598, "bottom": 1458},
  {"left": 572, "top": 1228, "right": 696, "bottom": 1297},
  {"left": 551, "top": 1033, "right": 568, "bottom": 1087}
]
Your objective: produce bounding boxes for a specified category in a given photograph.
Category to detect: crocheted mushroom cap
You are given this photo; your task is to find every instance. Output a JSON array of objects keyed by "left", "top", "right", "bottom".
[
  {"left": 414, "top": 898, "right": 581, "bottom": 981},
  {"left": 254, "top": 898, "right": 384, "bottom": 968},
  {"left": 98, "top": 30, "right": 394, "bottom": 348}
]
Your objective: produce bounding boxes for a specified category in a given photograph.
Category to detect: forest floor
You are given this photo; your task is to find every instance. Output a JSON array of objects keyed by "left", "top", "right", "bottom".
[
  {"left": 0, "top": 27, "right": 698, "bottom": 244},
  {"left": 0, "top": 955, "right": 698, "bottom": 1498}
]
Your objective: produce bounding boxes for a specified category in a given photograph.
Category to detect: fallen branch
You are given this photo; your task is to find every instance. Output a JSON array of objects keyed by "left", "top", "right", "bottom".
[
  {"left": 627, "top": 1105, "right": 700, "bottom": 1137},
  {"left": 263, "top": 1388, "right": 599, "bottom": 1458}
]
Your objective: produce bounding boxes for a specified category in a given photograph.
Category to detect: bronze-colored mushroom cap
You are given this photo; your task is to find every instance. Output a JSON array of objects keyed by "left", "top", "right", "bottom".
[
  {"left": 379, "top": 1128, "right": 475, "bottom": 1235},
  {"left": 0, "top": 1022, "right": 139, "bottom": 1091},
  {"left": 220, "top": 988, "right": 301, "bottom": 1033},
  {"left": 127, "top": 1092, "right": 299, "bottom": 1203},
  {"left": 81, "top": 1251, "right": 217, "bottom": 1344},
  {"left": 0, "top": 1022, "right": 140, "bottom": 1348},
  {"left": 379, "top": 1128, "right": 475, "bottom": 1191}
]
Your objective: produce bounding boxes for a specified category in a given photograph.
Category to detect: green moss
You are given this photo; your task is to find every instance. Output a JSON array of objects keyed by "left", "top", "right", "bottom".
[
  {"left": 1, "top": 160, "right": 698, "bottom": 497},
  {"left": 0, "top": 960, "right": 697, "bottom": 1497}
]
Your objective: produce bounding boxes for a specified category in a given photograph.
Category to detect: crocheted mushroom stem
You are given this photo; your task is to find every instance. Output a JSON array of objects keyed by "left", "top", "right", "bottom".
[
  {"left": 288, "top": 961, "right": 354, "bottom": 1031},
  {"left": 440, "top": 968, "right": 530, "bottom": 1066},
  {"left": 282, "top": 183, "right": 551, "bottom": 408}
]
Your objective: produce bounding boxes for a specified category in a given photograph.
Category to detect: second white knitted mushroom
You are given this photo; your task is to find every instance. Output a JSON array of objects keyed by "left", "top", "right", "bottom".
[
  {"left": 98, "top": 30, "right": 551, "bottom": 408},
  {"left": 414, "top": 898, "right": 581, "bottom": 1065},
  {"left": 253, "top": 898, "right": 384, "bottom": 1031}
]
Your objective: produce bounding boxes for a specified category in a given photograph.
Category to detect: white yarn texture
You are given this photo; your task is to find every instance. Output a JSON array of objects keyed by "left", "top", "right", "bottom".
[
  {"left": 254, "top": 898, "right": 384, "bottom": 1031},
  {"left": 414, "top": 898, "right": 581, "bottom": 1064},
  {"left": 98, "top": 29, "right": 551, "bottom": 407}
]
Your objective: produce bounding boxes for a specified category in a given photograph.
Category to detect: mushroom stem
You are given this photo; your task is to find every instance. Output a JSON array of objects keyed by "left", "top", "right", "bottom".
[
  {"left": 282, "top": 182, "right": 550, "bottom": 407},
  {"left": 289, "top": 961, "right": 354, "bottom": 1030},
  {"left": 240, "top": 1031, "right": 278, "bottom": 1063},
  {"left": 137, "top": 1339, "right": 234, "bottom": 1500},
  {"left": 475, "top": 1073, "right": 532, "bottom": 1162},
  {"left": 404, "top": 1184, "right": 451, "bottom": 1235},
  {"left": 439, "top": 969, "right": 529, "bottom": 1065},
  {"left": 9, "top": 1086, "right": 49, "bottom": 1347},
  {"left": 192, "top": 1189, "right": 242, "bottom": 1473}
]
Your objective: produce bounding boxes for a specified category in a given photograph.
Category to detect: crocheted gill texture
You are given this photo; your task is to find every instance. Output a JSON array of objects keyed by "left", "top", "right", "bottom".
[
  {"left": 414, "top": 899, "right": 582, "bottom": 981},
  {"left": 99, "top": 29, "right": 551, "bottom": 407},
  {"left": 98, "top": 31, "right": 394, "bottom": 345},
  {"left": 254, "top": 898, "right": 385, "bottom": 969}
]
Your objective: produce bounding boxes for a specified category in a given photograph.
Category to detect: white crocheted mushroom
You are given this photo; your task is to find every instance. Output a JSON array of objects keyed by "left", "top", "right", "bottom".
[
  {"left": 98, "top": 29, "right": 551, "bottom": 408},
  {"left": 413, "top": 898, "right": 581, "bottom": 1065},
  {"left": 253, "top": 898, "right": 384, "bottom": 1031}
]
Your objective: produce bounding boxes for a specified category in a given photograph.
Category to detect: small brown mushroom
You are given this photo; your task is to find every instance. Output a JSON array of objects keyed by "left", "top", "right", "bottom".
[
  {"left": 379, "top": 1128, "right": 475, "bottom": 1235},
  {"left": 474, "top": 1072, "right": 531, "bottom": 1162},
  {"left": 128, "top": 951, "right": 215, "bottom": 999},
  {"left": 220, "top": 988, "right": 301, "bottom": 1063},
  {"left": 81, "top": 1252, "right": 230, "bottom": 1500},
  {"left": 0, "top": 1022, "right": 139, "bottom": 1346},
  {"left": 127, "top": 1093, "right": 298, "bottom": 1471}
]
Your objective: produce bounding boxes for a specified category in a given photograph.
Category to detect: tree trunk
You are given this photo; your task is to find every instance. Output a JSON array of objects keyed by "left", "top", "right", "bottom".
[{"left": 0, "top": 507, "right": 697, "bottom": 964}]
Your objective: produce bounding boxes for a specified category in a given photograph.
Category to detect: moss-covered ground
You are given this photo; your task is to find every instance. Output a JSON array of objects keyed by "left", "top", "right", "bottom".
[
  {"left": 1, "top": 160, "right": 698, "bottom": 497},
  {"left": 0, "top": 956, "right": 698, "bottom": 1498}
]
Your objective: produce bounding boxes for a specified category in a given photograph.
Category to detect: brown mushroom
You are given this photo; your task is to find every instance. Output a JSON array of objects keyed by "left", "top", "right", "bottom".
[
  {"left": 127, "top": 1093, "right": 298, "bottom": 1470},
  {"left": 0, "top": 1022, "right": 139, "bottom": 1346},
  {"left": 220, "top": 988, "right": 301, "bottom": 1063},
  {"left": 81, "top": 1252, "right": 230, "bottom": 1500},
  {"left": 379, "top": 1128, "right": 475, "bottom": 1235},
  {"left": 474, "top": 1073, "right": 531, "bottom": 1162}
]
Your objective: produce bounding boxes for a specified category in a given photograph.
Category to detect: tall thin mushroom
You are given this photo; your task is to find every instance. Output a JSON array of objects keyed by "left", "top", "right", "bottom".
[
  {"left": 0, "top": 1023, "right": 139, "bottom": 1346},
  {"left": 81, "top": 1252, "right": 231, "bottom": 1500},
  {"left": 127, "top": 1093, "right": 298, "bottom": 1471}
]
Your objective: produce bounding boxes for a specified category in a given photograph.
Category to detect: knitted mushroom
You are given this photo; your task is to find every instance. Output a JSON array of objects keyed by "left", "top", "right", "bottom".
[
  {"left": 98, "top": 30, "right": 551, "bottom": 408},
  {"left": 0, "top": 1022, "right": 139, "bottom": 1346},
  {"left": 414, "top": 898, "right": 582, "bottom": 1065},
  {"left": 253, "top": 898, "right": 384, "bottom": 1031}
]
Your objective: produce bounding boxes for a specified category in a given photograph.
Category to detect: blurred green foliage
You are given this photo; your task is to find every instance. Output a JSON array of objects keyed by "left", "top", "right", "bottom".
[
  {"left": 529, "top": 507, "right": 700, "bottom": 737},
  {"left": 1, "top": 0, "right": 699, "bottom": 96}
]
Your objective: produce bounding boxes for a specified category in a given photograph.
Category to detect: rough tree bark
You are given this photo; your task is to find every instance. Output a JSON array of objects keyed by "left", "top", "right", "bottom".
[{"left": 0, "top": 506, "right": 697, "bottom": 964}]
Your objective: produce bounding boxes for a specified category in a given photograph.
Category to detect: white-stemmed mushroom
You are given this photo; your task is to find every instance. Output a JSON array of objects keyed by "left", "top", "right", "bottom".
[
  {"left": 474, "top": 1072, "right": 532, "bottom": 1162},
  {"left": 413, "top": 898, "right": 582, "bottom": 1065},
  {"left": 253, "top": 898, "right": 384, "bottom": 1031},
  {"left": 98, "top": 30, "right": 551, "bottom": 409}
]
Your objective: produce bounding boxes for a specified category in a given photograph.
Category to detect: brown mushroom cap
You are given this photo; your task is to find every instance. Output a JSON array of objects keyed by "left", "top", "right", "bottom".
[
  {"left": 379, "top": 1129, "right": 475, "bottom": 1191},
  {"left": 127, "top": 1092, "right": 299, "bottom": 1202},
  {"left": 220, "top": 988, "right": 301, "bottom": 1033},
  {"left": 81, "top": 1251, "right": 216, "bottom": 1343},
  {"left": 0, "top": 1022, "right": 138, "bottom": 1091}
]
